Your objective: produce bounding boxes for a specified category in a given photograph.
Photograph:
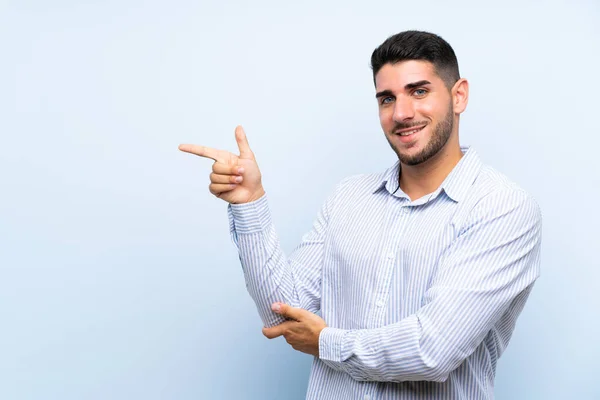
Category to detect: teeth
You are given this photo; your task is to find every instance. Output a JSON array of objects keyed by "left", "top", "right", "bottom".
[{"left": 399, "top": 127, "right": 423, "bottom": 136}]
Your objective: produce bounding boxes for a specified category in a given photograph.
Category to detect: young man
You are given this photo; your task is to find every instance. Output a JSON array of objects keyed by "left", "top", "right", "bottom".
[{"left": 180, "top": 31, "right": 542, "bottom": 400}]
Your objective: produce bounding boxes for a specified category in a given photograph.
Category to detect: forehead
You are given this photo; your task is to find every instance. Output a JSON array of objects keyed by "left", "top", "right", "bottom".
[{"left": 375, "top": 60, "right": 441, "bottom": 91}]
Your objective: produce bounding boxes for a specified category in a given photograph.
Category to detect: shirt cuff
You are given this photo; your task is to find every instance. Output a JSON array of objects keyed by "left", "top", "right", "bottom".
[
  {"left": 227, "top": 193, "right": 271, "bottom": 234},
  {"left": 319, "top": 327, "right": 348, "bottom": 363}
]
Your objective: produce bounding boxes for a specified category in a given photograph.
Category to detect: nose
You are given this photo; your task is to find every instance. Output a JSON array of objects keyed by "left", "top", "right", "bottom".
[{"left": 393, "top": 96, "right": 415, "bottom": 122}]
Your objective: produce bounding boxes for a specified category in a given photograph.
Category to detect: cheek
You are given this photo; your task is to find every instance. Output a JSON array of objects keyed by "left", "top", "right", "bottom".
[
  {"left": 379, "top": 108, "right": 393, "bottom": 128},
  {"left": 415, "top": 102, "right": 435, "bottom": 118},
  {"left": 416, "top": 96, "right": 449, "bottom": 121}
]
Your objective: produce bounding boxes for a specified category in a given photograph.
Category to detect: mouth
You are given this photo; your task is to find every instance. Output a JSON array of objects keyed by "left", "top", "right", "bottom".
[
  {"left": 395, "top": 124, "right": 426, "bottom": 136},
  {"left": 393, "top": 124, "right": 427, "bottom": 142}
]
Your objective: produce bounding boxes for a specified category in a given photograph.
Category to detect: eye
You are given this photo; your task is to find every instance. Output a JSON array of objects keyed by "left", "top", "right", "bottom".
[
  {"left": 413, "top": 88, "right": 428, "bottom": 97},
  {"left": 381, "top": 96, "right": 394, "bottom": 105}
]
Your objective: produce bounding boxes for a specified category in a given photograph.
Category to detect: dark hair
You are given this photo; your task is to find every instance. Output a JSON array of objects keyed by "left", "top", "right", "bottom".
[{"left": 370, "top": 31, "right": 460, "bottom": 90}]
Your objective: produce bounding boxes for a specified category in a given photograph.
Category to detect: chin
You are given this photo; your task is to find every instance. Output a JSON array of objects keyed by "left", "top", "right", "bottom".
[
  {"left": 397, "top": 144, "right": 437, "bottom": 166},
  {"left": 396, "top": 143, "right": 424, "bottom": 159}
]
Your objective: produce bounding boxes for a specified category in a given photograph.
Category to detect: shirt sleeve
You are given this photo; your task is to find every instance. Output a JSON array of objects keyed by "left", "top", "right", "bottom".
[
  {"left": 318, "top": 188, "right": 542, "bottom": 382},
  {"left": 228, "top": 180, "right": 345, "bottom": 328}
]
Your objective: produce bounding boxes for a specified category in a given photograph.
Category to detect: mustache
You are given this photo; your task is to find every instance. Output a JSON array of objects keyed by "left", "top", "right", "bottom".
[{"left": 392, "top": 121, "right": 428, "bottom": 131}]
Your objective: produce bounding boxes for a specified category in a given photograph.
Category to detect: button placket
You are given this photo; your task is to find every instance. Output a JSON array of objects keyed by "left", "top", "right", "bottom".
[
  {"left": 371, "top": 196, "right": 406, "bottom": 326},
  {"left": 376, "top": 202, "right": 411, "bottom": 319},
  {"left": 379, "top": 247, "right": 395, "bottom": 309}
]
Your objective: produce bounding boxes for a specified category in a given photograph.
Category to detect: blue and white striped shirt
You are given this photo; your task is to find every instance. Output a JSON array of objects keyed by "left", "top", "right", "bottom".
[{"left": 228, "top": 147, "right": 542, "bottom": 399}]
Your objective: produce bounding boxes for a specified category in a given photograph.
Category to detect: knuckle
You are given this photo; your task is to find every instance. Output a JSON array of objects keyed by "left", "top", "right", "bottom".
[{"left": 213, "top": 162, "right": 224, "bottom": 173}]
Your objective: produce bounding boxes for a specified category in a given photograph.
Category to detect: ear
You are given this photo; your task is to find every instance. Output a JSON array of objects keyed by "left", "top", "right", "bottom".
[{"left": 452, "top": 78, "right": 469, "bottom": 115}]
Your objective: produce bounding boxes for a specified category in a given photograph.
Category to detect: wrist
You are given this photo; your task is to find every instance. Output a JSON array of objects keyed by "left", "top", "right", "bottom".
[{"left": 246, "top": 187, "right": 266, "bottom": 203}]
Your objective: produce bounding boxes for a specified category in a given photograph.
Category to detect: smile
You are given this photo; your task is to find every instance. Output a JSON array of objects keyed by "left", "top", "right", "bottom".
[{"left": 395, "top": 125, "right": 426, "bottom": 137}]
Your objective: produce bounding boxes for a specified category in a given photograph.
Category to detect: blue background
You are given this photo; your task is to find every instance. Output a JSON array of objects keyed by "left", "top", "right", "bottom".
[{"left": 1, "top": 1, "right": 599, "bottom": 399}]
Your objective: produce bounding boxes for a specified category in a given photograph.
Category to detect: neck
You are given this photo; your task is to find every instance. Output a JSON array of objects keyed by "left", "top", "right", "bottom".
[{"left": 399, "top": 135, "right": 463, "bottom": 201}]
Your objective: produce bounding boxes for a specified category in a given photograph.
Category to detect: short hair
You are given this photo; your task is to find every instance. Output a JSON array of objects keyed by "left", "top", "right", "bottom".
[{"left": 370, "top": 30, "right": 460, "bottom": 90}]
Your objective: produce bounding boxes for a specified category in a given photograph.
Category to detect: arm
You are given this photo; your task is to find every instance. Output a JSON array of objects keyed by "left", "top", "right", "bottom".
[
  {"left": 179, "top": 126, "right": 339, "bottom": 329},
  {"left": 318, "top": 189, "right": 542, "bottom": 382},
  {"left": 228, "top": 173, "right": 346, "bottom": 327},
  {"left": 228, "top": 179, "right": 343, "bottom": 328}
]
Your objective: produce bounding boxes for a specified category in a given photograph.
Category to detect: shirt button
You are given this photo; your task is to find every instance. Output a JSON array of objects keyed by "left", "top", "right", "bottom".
[
  {"left": 364, "top": 395, "right": 371, "bottom": 400},
  {"left": 403, "top": 207, "right": 411, "bottom": 214},
  {"left": 376, "top": 300, "right": 385, "bottom": 307},
  {"left": 387, "top": 252, "right": 395, "bottom": 259}
]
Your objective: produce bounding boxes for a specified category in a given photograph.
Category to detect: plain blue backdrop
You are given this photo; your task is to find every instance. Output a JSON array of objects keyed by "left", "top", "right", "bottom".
[{"left": 1, "top": 0, "right": 599, "bottom": 399}]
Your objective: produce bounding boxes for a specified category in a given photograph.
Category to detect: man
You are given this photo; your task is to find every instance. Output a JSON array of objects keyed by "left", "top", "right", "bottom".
[{"left": 179, "top": 31, "right": 542, "bottom": 399}]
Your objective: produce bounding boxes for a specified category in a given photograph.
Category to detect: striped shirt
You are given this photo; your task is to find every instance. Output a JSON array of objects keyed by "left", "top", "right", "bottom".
[{"left": 228, "top": 147, "right": 542, "bottom": 400}]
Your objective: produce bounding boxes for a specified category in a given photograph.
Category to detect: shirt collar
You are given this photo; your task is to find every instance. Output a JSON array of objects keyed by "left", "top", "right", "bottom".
[{"left": 372, "top": 146, "right": 482, "bottom": 203}]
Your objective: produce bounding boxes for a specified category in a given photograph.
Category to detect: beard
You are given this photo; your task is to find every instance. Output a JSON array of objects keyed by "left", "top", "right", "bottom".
[{"left": 386, "top": 103, "right": 454, "bottom": 166}]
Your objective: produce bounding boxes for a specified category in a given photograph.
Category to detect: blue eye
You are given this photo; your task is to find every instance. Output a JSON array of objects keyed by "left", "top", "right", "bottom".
[
  {"left": 381, "top": 96, "right": 394, "bottom": 105},
  {"left": 414, "top": 89, "right": 427, "bottom": 97}
]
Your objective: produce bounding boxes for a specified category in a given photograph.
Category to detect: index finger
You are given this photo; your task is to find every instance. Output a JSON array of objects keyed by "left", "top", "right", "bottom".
[
  {"left": 262, "top": 321, "right": 293, "bottom": 339},
  {"left": 178, "top": 144, "right": 222, "bottom": 162}
]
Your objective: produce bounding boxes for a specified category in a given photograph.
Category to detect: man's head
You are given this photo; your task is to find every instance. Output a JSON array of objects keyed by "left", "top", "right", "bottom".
[{"left": 371, "top": 31, "right": 468, "bottom": 166}]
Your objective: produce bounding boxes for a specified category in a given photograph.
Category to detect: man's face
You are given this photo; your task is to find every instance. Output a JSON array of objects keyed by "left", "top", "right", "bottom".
[{"left": 375, "top": 60, "right": 456, "bottom": 166}]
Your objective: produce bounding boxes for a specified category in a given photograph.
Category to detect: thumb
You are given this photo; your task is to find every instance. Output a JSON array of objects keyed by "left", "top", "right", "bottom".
[
  {"left": 272, "top": 302, "right": 303, "bottom": 320},
  {"left": 235, "top": 125, "right": 253, "bottom": 158}
]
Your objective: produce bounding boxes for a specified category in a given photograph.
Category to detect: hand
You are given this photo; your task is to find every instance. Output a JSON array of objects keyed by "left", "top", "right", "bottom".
[
  {"left": 178, "top": 125, "right": 265, "bottom": 204},
  {"left": 262, "top": 303, "right": 327, "bottom": 357}
]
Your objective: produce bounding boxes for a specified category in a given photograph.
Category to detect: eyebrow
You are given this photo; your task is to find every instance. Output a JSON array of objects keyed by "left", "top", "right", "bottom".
[
  {"left": 375, "top": 89, "right": 394, "bottom": 99},
  {"left": 375, "top": 80, "right": 432, "bottom": 98}
]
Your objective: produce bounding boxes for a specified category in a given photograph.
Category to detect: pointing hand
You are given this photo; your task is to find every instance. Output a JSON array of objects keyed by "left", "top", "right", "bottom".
[{"left": 179, "top": 125, "right": 265, "bottom": 204}]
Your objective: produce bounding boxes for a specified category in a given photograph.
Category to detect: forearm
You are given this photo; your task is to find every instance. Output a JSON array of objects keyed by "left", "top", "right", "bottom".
[
  {"left": 229, "top": 194, "right": 300, "bottom": 327},
  {"left": 320, "top": 280, "right": 538, "bottom": 383},
  {"left": 319, "top": 314, "right": 457, "bottom": 382}
]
